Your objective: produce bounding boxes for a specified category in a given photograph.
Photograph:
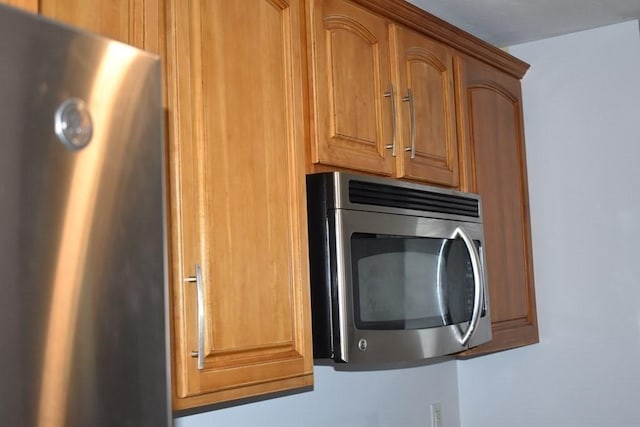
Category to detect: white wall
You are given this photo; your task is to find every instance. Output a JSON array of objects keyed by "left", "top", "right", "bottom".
[
  {"left": 457, "top": 20, "right": 640, "bottom": 427},
  {"left": 176, "top": 363, "right": 460, "bottom": 427}
]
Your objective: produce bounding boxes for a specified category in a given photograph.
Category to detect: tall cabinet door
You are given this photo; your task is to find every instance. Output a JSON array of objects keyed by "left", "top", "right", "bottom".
[
  {"left": 392, "top": 26, "right": 459, "bottom": 187},
  {"left": 308, "top": 0, "right": 394, "bottom": 175},
  {"left": 457, "top": 56, "right": 538, "bottom": 356},
  {"left": 166, "top": 0, "right": 313, "bottom": 409}
]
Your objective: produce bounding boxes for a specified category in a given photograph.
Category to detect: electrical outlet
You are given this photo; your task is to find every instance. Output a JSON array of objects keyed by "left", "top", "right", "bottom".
[{"left": 431, "top": 402, "right": 442, "bottom": 427}]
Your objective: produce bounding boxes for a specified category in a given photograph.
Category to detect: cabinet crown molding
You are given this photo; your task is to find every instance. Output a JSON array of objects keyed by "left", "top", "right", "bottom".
[{"left": 350, "top": 0, "right": 530, "bottom": 78}]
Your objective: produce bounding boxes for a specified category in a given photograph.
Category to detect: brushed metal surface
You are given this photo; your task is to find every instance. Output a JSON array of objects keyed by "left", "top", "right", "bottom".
[
  {"left": 383, "top": 84, "right": 397, "bottom": 156},
  {"left": 0, "top": 5, "right": 170, "bottom": 427},
  {"left": 184, "top": 265, "right": 205, "bottom": 370},
  {"left": 332, "top": 208, "right": 492, "bottom": 364}
]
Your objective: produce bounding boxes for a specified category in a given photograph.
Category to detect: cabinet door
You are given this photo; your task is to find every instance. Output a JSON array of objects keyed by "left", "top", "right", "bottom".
[
  {"left": 392, "top": 26, "right": 459, "bottom": 187},
  {"left": 166, "top": 0, "right": 313, "bottom": 409},
  {"left": 308, "top": 0, "right": 394, "bottom": 175},
  {"left": 456, "top": 56, "right": 538, "bottom": 356}
]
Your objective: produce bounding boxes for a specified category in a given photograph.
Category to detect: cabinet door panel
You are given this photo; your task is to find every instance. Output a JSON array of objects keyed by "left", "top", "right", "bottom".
[
  {"left": 330, "top": 22, "right": 380, "bottom": 147},
  {"left": 167, "top": 0, "right": 313, "bottom": 409},
  {"left": 309, "top": 0, "right": 393, "bottom": 175},
  {"left": 393, "top": 26, "right": 459, "bottom": 186},
  {"left": 457, "top": 56, "right": 538, "bottom": 355}
]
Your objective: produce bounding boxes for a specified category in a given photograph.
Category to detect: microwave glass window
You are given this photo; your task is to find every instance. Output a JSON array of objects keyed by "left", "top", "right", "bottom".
[{"left": 351, "top": 233, "right": 479, "bottom": 330}]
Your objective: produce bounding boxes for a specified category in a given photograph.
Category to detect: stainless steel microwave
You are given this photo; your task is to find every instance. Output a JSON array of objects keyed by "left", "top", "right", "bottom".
[{"left": 306, "top": 172, "right": 491, "bottom": 364}]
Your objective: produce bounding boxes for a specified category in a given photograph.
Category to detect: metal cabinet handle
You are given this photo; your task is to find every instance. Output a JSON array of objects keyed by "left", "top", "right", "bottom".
[
  {"left": 452, "top": 227, "right": 484, "bottom": 346},
  {"left": 402, "top": 88, "right": 416, "bottom": 159},
  {"left": 383, "top": 84, "right": 397, "bottom": 156},
  {"left": 185, "top": 264, "right": 205, "bottom": 370}
]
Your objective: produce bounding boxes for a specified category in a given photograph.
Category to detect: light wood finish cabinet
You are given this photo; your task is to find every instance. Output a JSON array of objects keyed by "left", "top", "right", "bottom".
[
  {"left": 165, "top": 0, "right": 313, "bottom": 410},
  {"left": 456, "top": 56, "right": 539, "bottom": 356},
  {"left": 391, "top": 25, "right": 459, "bottom": 187},
  {"left": 310, "top": 0, "right": 537, "bottom": 356},
  {"left": 308, "top": 0, "right": 460, "bottom": 187},
  {"left": 308, "top": 0, "right": 394, "bottom": 175}
]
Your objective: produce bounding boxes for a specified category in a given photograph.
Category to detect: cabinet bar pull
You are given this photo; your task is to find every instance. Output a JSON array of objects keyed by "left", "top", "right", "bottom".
[
  {"left": 185, "top": 264, "right": 205, "bottom": 370},
  {"left": 383, "top": 84, "right": 397, "bottom": 156},
  {"left": 402, "top": 88, "right": 416, "bottom": 159}
]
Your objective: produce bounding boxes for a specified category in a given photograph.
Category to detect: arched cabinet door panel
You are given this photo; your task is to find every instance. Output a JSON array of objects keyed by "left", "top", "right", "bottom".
[
  {"left": 308, "top": 0, "right": 394, "bottom": 175},
  {"left": 456, "top": 55, "right": 538, "bottom": 357},
  {"left": 392, "top": 25, "right": 459, "bottom": 187}
]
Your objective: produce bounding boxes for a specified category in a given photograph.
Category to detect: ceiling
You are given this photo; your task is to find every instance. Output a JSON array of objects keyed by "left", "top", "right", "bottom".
[{"left": 407, "top": 0, "right": 640, "bottom": 47}]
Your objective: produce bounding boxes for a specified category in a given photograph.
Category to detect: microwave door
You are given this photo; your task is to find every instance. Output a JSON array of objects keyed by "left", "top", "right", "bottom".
[{"left": 335, "top": 209, "right": 491, "bottom": 363}]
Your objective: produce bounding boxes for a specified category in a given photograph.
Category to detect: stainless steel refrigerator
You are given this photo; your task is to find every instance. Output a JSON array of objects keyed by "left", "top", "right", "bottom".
[{"left": 0, "top": 5, "right": 171, "bottom": 426}]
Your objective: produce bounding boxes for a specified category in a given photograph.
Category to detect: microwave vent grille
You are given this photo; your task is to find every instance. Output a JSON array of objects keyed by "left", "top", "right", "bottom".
[{"left": 349, "top": 180, "right": 479, "bottom": 218}]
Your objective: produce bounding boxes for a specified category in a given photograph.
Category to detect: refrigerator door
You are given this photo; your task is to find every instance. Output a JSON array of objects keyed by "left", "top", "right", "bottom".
[{"left": 0, "top": 5, "right": 170, "bottom": 427}]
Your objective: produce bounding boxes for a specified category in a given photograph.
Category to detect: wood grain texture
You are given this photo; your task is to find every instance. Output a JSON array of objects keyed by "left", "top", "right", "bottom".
[
  {"left": 308, "top": 0, "right": 394, "bottom": 175},
  {"left": 165, "top": 0, "right": 313, "bottom": 409},
  {"left": 391, "top": 25, "right": 459, "bottom": 187},
  {"left": 0, "top": 0, "right": 37, "bottom": 12},
  {"left": 456, "top": 55, "right": 538, "bottom": 357}
]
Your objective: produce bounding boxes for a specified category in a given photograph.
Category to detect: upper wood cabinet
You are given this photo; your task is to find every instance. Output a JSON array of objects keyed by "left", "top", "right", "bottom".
[
  {"left": 308, "top": 0, "right": 394, "bottom": 175},
  {"left": 391, "top": 25, "right": 459, "bottom": 187},
  {"left": 456, "top": 55, "right": 539, "bottom": 356},
  {"left": 307, "top": 0, "right": 460, "bottom": 187},
  {"left": 309, "top": 0, "right": 536, "bottom": 356},
  {"left": 0, "top": 0, "right": 36, "bottom": 12},
  {"left": 165, "top": 0, "right": 313, "bottom": 410}
]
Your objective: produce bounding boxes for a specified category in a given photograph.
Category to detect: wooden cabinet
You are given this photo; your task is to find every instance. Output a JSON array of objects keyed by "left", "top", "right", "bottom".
[
  {"left": 456, "top": 56, "right": 539, "bottom": 356},
  {"left": 307, "top": 0, "right": 459, "bottom": 187},
  {"left": 391, "top": 25, "right": 459, "bottom": 187},
  {"left": 308, "top": 0, "right": 394, "bottom": 175},
  {"left": 165, "top": 0, "right": 313, "bottom": 410}
]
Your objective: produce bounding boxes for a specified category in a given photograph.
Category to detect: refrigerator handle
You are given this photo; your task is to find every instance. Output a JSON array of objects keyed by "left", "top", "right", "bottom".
[{"left": 185, "top": 264, "right": 205, "bottom": 370}]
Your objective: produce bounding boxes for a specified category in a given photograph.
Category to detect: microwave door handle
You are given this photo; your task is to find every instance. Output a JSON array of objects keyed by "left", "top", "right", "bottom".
[{"left": 453, "top": 226, "right": 484, "bottom": 346}]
